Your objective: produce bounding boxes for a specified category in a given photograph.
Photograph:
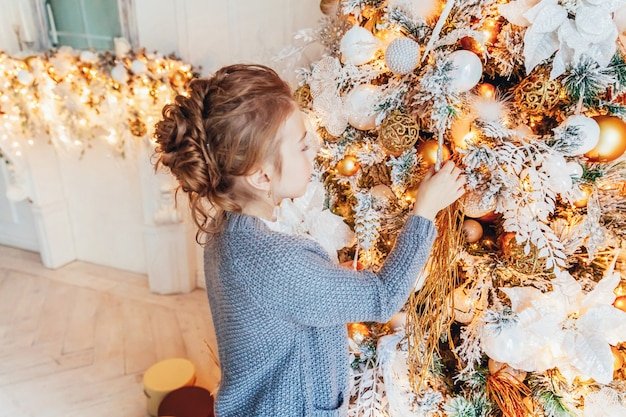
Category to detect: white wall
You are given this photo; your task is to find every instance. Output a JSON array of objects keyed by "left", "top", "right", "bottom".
[
  {"left": 134, "top": 0, "right": 321, "bottom": 77},
  {"left": 0, "top": 0, "right": 323, "bottom": 290}
]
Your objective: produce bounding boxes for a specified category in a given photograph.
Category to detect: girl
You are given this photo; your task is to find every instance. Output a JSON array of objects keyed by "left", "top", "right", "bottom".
[{"left": 153, "top": 64, "right": 465, "bottom": 417}]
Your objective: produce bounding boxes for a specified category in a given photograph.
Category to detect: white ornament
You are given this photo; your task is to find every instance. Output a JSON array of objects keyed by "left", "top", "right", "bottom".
[
  {"left": 448, "top": 50, "right": 483, "bottom": 93},
  {"left": 340, "top": 26, "right": 381, "bottom": 66},
  {"left": 343, "top": 84, "right": 381, "bottom": 130},
  {"left": 561, "top": 115, "right": 600, "bottom": 156},
  {"left": 566, "top": 161, "right": 583, "bottom": 178},
  {"left": 111, "top": 64, "right": 128, "bottom": 83},
  {"left": 387, "top": 0, "right": 439, "bottom": 19},
  {"left": 79, "top": 50, "right": 98, "bottom": 63},
  {"left": 385, "top": 37, "right": 420, "bottom": 75},
  {"left": 17, "top": 69, "right": 34, "bottom": 86},
  {"left": 114, "top": 37, "right": 131, "bottom": 58},
  {"left": 130, "top": 59, "right": 147, "bottom": 75}
]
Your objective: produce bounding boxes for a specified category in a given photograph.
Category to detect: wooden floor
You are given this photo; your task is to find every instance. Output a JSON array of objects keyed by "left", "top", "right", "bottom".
[{"left": 0, "top": 244, "right": 220, "bottom": 417}]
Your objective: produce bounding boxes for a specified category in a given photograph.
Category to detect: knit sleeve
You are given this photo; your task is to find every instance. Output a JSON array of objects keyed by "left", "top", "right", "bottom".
[{"left": 228, "top": 214, "right": 436, "bottom": 327}]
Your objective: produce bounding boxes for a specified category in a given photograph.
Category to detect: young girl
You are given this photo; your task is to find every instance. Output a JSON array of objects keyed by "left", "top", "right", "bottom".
[{"left": 153, "top": 64, "right": 465, "bottom": 417}]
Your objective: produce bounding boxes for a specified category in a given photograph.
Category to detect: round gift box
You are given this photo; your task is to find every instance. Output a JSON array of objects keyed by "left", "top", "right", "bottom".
[
  {"left": 158, "top": 386, "right": 214, "bottom": 417},
  {"left": 143, "top": 358, "right": 196, "bottom": 416}
]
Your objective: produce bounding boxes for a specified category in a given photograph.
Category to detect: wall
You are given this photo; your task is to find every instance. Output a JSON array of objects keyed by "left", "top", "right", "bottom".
[{"left": 0, "top": 0, "right": 323, "bottom": 291}]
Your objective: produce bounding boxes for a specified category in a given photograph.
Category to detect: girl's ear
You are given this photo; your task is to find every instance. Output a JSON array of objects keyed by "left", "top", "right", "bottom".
[{"left": 243, "top": 165, "right": 272, "bottom": 193}]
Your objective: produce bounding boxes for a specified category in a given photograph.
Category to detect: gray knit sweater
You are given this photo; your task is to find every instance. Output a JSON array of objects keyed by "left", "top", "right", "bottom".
[{"left": 204, "top": 211, "right": 436, "bottom": 417}]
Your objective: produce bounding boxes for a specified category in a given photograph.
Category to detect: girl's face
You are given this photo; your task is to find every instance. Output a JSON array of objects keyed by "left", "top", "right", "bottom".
[{"left": 271, "top": 109, "right": 317, "bottom": 201}]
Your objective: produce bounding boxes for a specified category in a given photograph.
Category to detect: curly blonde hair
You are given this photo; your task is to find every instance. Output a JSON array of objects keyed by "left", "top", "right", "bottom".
[{"left": 153, "top": 64, "right": 296, "bottom": 242}]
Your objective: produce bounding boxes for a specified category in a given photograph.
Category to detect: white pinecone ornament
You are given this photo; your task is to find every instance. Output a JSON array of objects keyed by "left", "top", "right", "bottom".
[{"left": 384, "top": 37, "right": 420, "bottom": 75}]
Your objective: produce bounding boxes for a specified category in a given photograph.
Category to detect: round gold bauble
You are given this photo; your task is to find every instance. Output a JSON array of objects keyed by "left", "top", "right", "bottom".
[
  {"left": 337, "top": 155, "right": 360, "bottom": 176},
  {"left": 453, "top": 287, "right": 476, "bottom": 324},
  {"left": 417, "top": 140, "right": 450, "bottom": 167},
  {"left": 462, "top": 219, "right": 483, "bottom": 243},
  {"left": 515, "top": 72, "right": 562, "bottom": 115},
  {"left": 499, "top": 232, "right": 546, "bottom": 274},
  {"left": 294, "top": 84, "right": 313, "bottom": 109},
  {"left": 585, "top": 115, "right": 626, "bottom": 162},
  {"left": 460, "top": 36, "right": 484, "bottom": 55},
  {"left": 169, "top": 69, "right": 188, "bottom": 88},
  {"left": 129, "top": 118, "right": 148, "bottom": 137},
  {"left": 460, "top": 191, "right": 496, "bottom": 218},
  {"left": 378, "top": 109, "right": 420, "bottom": 156},
  {"left": 614, "top": 295, "right": 626, "bottom": 313},
  {"left": 476, "top": 82, "right": 496, "bottom": 100},
  {"left": 320, "top": 0, "right": 339, "bottom": 15}
]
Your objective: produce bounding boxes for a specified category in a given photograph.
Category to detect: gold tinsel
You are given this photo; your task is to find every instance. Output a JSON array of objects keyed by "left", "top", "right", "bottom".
[
  {"left": 379, "top": 109, "right": 420, "bottom": 156},
  {"left": 515, "top": 70, "right": 562, "bottom": 115},
  {"left": 486, "top": 371, "right": 531, "bottom": 417},
  {"left": 406, "top": 203, "right": 464, "bottom": 392}
]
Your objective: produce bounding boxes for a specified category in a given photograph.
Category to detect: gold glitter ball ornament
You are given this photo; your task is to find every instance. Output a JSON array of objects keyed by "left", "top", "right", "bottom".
[
  {"left": 515, "top": 71, "right": 562, "bottom": 115},
  {"left": 129, "top": 118, "right": 148, "bottom": 137},
  {"left": 294, "top": 84, "right": 313, "bottom": 110},
  {"left": 379, "top": 110, "right": 420, "bottom": 156}
]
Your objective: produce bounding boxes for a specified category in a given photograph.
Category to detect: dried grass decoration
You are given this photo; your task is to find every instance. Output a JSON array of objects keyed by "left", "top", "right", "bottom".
[
  {"left": 405, "top": 200, "right": 464, "bottom": 392},
  {"left": 486, "top": 360, "right": 530, "bottom": 417}
]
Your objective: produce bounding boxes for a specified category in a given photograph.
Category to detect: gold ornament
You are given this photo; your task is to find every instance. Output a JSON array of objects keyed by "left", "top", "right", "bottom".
[
  {"left": 460, "top": 191, "right": 496, "bottom": 219},
  {"left": 476, "top": 83, "right": 496, "bottom": 100},
  {"left": 515, "top": 71, "right": 562, "bottom": 115},
  {"left": 462, "top": 219, "right": 483, "bottom": 243},
  {"left": 169, "top": 69, "right": 188, "bottom": 88},
  {"left": 453, "top": 286, "right": 476, "bottom": 324},
  {"left": 585, "top": 115, "right": 626, "bottom": 162},
  {"left": 499, "top": 232, "right": 546, "bottom": 274},
  {"left": 417, "top": 140, "right": 450, "bottom": 167},
  {"left": 320, "top": 0, "right": 339, "bottom": 15},
  {"left": 460, "top": 36, "right": 484, "bottom": 55},
  {"left": 336, "top": 155, "right": 360, "bottom": 176},
  {"left": 129, "top": 118, "right": 148, "bottom": 137},
  {"left": 294, "top": 84, "right": 312, "bottom": 110},
  {"left": 379, "top": 109, "right": 420, "bottom": 156},
  {"left": 614, "top": 295, "right": 626, "bottom": 313}
]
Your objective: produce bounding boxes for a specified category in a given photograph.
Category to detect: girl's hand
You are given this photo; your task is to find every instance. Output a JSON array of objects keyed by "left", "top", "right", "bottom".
[{"left": 412, "top": 160, "right": 466, "bottom": 221}]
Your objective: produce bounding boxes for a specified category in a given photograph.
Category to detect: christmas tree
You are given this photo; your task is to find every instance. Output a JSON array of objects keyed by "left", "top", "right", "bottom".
[{"left": 278, "top": 0, "right": 626, "bottom": 415}]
